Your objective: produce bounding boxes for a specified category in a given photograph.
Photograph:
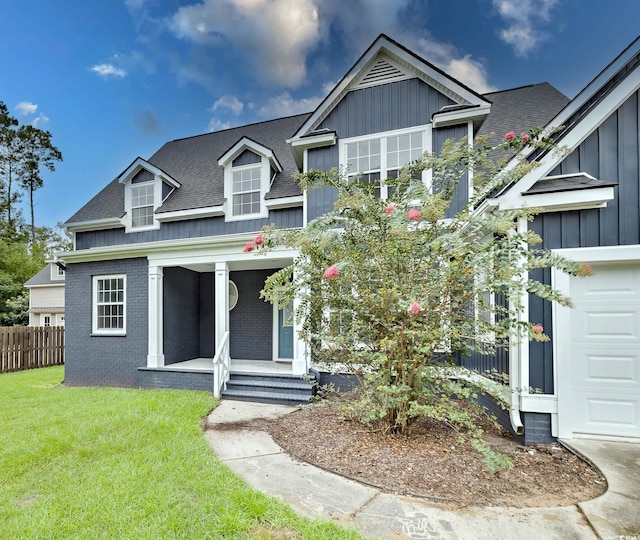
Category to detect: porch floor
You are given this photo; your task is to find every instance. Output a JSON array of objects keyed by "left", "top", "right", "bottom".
[{"left": 164, "top": 358, "right": 294, "bottom": 374}]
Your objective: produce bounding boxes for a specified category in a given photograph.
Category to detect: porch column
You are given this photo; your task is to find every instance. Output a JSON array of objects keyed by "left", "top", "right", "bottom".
[
  {"left": 214, "top": 262, "right": 229, "bottom": 350},
  {"left": 291, "top": 269, "right": 308, "bottom": 375},
  {"left": 147, "top": 265, "right": 164, "bottom": 368}
]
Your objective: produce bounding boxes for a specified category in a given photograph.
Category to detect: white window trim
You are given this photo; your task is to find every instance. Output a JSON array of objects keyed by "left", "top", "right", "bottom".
[
  {"left": 338, "top": 124, "right": 433, "bottom": 199},
  {"left": 92, "top": 274, "right": 126, "bottom": 336},
  {"left": 224, "top": 160, "right": 272, "bottom": 222},
  {"left": 124, "top": 178, "right": 163, "bottom": 233}
]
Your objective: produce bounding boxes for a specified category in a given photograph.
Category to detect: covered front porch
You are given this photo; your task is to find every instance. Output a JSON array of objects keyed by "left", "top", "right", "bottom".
[{"left": 141, "top": 242, "right": 309, "bottom": 396}]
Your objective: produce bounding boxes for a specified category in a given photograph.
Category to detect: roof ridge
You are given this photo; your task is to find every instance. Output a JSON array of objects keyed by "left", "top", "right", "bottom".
[
  {"left": 483, "top": 82, "right": 551, "bottom": 96},
  {"left": 167, "top": 112, "right": 311, "bottom": 144}
]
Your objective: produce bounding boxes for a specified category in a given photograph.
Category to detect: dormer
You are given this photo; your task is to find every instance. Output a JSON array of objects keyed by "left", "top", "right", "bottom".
[
  {"left": 118, "top": 158, "right": 181, "bottom": 233},
  {"left": 218, "top": 137, "right": 283, "bottom": 222}
]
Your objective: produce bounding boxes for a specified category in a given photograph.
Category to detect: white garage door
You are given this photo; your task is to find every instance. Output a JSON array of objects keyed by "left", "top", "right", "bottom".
[{"left": 566, "top": 261, "right": 640, "bottom": 437}]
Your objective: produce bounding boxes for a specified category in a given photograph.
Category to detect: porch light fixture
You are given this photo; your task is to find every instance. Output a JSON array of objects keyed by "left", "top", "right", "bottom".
[{"left": 229, "top": 281, "right": 238, "bottom": 310}]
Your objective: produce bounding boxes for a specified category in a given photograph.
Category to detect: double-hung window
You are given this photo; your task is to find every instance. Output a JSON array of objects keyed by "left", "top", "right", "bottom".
[
  {"left": 342, "top": 127, "right": 428, "bottom": 199},
  {"left": 93, "top": 275, "right": 126, "bottom": 335},
  {"left": 232, "top": 165, "right": 262, "bottom": 217},
  {"left": 131, "top": 183, "right": 155, "bottom": 228}
]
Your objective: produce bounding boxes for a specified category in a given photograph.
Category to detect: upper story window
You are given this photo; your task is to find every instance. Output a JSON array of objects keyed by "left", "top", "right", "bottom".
[
  {"left": 118, "top": 158, "right": 180, "bottom": 234},
  {"left": 341, "top": 125, "right": 431, "bottom": 199},
  {"left": 232, "top": 164, "right": 262, "bottom": 216},
  {"left": 218, "top": 137, "right": 283, "bottom": 222},
  {"left": 131, "top": 183, "right": 155, "bottom": 227}
]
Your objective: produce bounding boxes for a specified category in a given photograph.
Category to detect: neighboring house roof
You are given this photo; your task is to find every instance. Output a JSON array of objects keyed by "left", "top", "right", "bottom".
[
  {"left": 65, "top": 113, "right": 310, "bottom": 226},
  {"left": 24, "top": 265, "right": 65, "bottom": 288}
]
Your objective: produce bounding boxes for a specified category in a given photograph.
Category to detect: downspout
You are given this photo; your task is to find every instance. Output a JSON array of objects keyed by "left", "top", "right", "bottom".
[{"left": 507, "top": 217, "right": 528, "bottom": 436}]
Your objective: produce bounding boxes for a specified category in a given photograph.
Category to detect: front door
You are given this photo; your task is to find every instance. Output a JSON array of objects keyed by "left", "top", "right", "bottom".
[{"left": 278, "top": 303, "right": 294, "bottom": 359}]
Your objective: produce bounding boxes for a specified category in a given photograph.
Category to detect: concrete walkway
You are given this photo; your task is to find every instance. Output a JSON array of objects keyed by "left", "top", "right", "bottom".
[{"left": 205, "top": 401, "right": 640, "bottom": 540}]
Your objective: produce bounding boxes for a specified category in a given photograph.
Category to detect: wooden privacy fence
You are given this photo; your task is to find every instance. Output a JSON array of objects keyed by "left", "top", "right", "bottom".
[{"left": 0, "top": 326, "right": 64, "bottom": 373}]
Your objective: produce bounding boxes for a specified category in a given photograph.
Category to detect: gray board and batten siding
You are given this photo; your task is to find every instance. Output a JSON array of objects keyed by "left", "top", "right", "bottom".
[
  {"left": 306, "top": 78, "right": 467, "bottom": 222},
  {"left": 529, "top": 87, "right": 640, "bottom": 395},
  {"left": 75, "top": 207, "right": 303, "bottom": 250}
]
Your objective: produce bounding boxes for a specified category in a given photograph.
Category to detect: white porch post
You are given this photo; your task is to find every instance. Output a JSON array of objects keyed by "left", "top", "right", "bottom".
[
  {"left": 291, "top": 269, "right": 308, "bottom": 375},
  {"left": 214, "top": 262, "right": 229, "bottom": 351},
  {"left": 147, "top": 265, "right": 164, "bottom": 368}
]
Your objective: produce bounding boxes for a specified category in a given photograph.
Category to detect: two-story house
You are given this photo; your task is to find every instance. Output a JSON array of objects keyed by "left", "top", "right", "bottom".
[
  {"left": 61, "top": 34, "right": 640, "bottom": 444},
  {"left": 24, "top": 261, "right": 66, "bottom": 327}
]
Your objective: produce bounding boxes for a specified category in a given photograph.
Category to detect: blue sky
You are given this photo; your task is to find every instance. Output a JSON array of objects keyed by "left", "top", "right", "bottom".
[{"left": 1, "top": 0, "right": 639, "bottom": 230}]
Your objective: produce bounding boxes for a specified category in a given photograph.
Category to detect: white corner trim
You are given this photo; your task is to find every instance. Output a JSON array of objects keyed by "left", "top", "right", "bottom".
[
  {"left": 432, "top": 104, "right": 491, "bottom": 128},
  {"left": 264, "top": 195, "right": 304, "bottom": 209},
  {"left": 155, "top": 206, "right": 225, "bottom": 222}
]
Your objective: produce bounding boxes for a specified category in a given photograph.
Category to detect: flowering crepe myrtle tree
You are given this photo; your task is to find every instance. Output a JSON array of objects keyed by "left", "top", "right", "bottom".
[{"left": 252, "top": 130, "right": 591, "bottom": 471}]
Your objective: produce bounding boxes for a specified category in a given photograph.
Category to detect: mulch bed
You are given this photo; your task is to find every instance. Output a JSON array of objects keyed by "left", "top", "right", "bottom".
[{"left": 266, "top": 394, "right": 606, "bottom": 508}]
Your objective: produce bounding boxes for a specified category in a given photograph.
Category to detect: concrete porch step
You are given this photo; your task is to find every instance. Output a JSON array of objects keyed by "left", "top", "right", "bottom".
[{"left": 221, "top": 371, "right": 316, "bottom": 405}]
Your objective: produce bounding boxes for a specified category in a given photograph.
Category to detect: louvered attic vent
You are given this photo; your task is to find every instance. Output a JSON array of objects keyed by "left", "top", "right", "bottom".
[{"left": 356, "top": 58, "right": 411, "bottom": 88}]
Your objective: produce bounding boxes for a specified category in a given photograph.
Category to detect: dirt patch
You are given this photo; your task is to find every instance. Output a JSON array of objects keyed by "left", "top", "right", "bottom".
[{"left": 265, "top": 395, "right": 606, "bottom": 508}]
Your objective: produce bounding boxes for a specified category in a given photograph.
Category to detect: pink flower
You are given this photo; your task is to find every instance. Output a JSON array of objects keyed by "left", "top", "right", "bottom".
[
  {"left": 323, "top": 264, "right": 339, "bottom": 279},
  {"left": 254, "top": 234, "right": 264, "bottom": 246},
  {"left": 532, "top": 324, "right": 544, "bottom": 334},
  {"left": 581, "top": 263, "right": 592, "bottom": 276},
  {"left": 243, "top": 242, "right": 255, "bottom": 253},
  {"left": 520, "top": 132, "right": 530, "bottom": 143},
  {"left": 408, "top": 209, "right": 421, "bottom": 221},
  {"left": 490, "top": 131, "right": 496, "bottom": 136},
  {"left": 505, "top": 131, "right": 515, "bottom": 141},
  {"left": 410, "top": 301, "right": 421, "bottom": 314},
  {"left": 384, "top": 204, "right": 395, "bottom": 214}
]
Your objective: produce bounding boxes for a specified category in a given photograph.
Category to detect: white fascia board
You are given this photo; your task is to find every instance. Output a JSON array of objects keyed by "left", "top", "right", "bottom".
[
  {"left": 552, "top": 244, "right": 640, "bottom": 263},
  {"left": 431, "top": 104, "right": 491, "bottom": 128},
  {"left": 505, "top": 186, "right": 615, "bottom": 212},
  {"left": 65, "top": 217, "right": 124, "bottom": 232},
  {"left": 543, "top": 36, "right": 640, "bottom": 134},
  {"left": 264, "top": 195, "right": 303, "bottom": 209},
  {"left": 25, "top": 283, "right": 65, "bottom": 289},
  {"left": 118, "top": 157, "right": 181, "bottom": 188},
  {"left": 519, "top": 394, "right": 558, "bottom": 413},
  {"left": 58, "top": 229, "right": 302, "bottom": 264},
  {"left": 498, "top": 68, "right": 640, "bottom": 208},
  {"left": 218, "top": 137, "right": 283, "bottom": 173},
  {"left": 155, "top": 206, "right": 225, "bottom": 222},
  {"left": 290, "top": 36, "right": 490, "bottom": 142}
]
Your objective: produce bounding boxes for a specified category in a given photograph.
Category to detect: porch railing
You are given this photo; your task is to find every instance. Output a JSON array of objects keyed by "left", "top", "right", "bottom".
[{"left": 212, "top": 331, "right": 230, "bottom": 399}]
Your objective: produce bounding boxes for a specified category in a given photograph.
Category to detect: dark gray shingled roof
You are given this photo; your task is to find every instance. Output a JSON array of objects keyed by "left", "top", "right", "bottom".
[
  {"left": 524, "top": 174, "right": 617, "bottom": 195},
  {"left": 65, "top": 113, "right": 310, "bottom": 225},
  {"left": 65, "top": 83, "right": 569, "bottom": 227},
  {"left": 24, "top": 265, "right": 64, "bottom": 287}
]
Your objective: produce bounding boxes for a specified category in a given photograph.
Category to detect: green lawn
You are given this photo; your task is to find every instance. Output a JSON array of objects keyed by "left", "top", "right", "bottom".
[{"left": 0, "top": 367, "right": 361, "bottom": 539}]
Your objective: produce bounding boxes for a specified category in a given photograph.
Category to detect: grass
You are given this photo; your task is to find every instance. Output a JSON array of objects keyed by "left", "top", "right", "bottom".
[{"left": 0, "top": 367, "right": 362, "bottom": 539}]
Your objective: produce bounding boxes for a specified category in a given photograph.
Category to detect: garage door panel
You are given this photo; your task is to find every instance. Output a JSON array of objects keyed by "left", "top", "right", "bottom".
[
  {"left": 572, "top": 392, "right": 640, "bottom": 437},
  {"left": 563, "top": 261, "right": 640, "bottom": 438}
]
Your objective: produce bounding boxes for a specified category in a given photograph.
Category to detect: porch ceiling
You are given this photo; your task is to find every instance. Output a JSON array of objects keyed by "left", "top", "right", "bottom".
[{"left": 180, "top": 256, "right": 294, "bottom": 273}]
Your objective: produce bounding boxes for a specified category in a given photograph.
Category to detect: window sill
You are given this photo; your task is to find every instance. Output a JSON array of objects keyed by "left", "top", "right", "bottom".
[{"left": 90, "top": 332, "right": 127, "bottom": 337}]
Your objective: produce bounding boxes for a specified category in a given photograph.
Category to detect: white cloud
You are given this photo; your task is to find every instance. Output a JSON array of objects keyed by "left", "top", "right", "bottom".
[
  {"left": 170, "top": 0, "right": 321, "bottom": 87},
  {"left": 493, "top": 0, "right": 558, "bottom": 56},
  {"left": 32, "top": 114, "right": 49, "bottom": 128},
  {"left": 208, "top": 117, "right": 233, "bottom": 132},
  {"left": 16, "top": 101, "right": 38, "bottom": 116},
  {"left": 257, "top": 92, "right": 323, "bottom": 118},
  {"left": 124, "top": 0, "right": 146, "bottom": 10},
  {"left": 212, "top": 95, "right": 244, "bottom": 115},
  {"left": 90, "top": 63, "right": 128, "bottom": 78}
]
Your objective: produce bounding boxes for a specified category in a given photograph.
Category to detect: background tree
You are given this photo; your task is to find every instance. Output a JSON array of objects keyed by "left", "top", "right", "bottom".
[
  {"left": 0, "top": 102, "right": 22, "bottom": 239},
  {"left": 17, "top": 124, "right": 62, "bottom": 248},
  {"left": 257, "top": 132, "right": 590, "bottom": 471}
]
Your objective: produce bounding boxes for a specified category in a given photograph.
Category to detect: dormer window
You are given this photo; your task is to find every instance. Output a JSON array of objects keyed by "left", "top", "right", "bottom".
[
  {"left": 232, "top": 164, "right": 262, "bottom": 216},
  {"left": 131, "top": 183, "right": 155, "bottom": 227},
  {"left": 118, "top": 157, "right": 181, "bottom": 233},
  {"left": 218, "top": 137, "right": 283, "bottom": 222}
]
